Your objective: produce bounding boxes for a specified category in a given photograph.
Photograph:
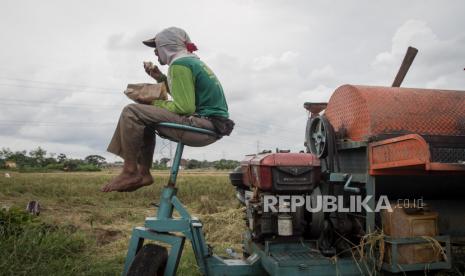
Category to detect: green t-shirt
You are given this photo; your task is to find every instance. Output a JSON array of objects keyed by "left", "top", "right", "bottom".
[{"left": 153, "top": 57, "right": 229, "bottom": 118}]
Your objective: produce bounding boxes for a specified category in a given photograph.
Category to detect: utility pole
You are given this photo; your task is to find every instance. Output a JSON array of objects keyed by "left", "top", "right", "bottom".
[
  {"left": 256, "top": 140, "right": 260, "bottom": 154},
  {"left": 158, "top": 139, "right": 170, "bottom": 159}
]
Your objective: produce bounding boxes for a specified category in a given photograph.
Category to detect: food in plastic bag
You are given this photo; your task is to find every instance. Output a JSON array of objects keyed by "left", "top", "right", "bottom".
[{"left": 124, "top": 83, "right": 168, "bottom": 103}]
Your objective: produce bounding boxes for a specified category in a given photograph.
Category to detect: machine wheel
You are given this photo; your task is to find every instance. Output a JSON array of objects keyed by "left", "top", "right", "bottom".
[
  {"left": 306, "top": 116, "right": 329, "bottom": 158},
  {"left": 127, "top": 244, "right": 168, "bottom": 276}
]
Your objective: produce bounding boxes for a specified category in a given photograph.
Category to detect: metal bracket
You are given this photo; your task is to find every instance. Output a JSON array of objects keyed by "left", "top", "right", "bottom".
[
  {"left": 329, "top": 173, "right": 365, "bottom": 192},
  {"left": 343, "top": 174, "right": 360, "bottom": 193}
]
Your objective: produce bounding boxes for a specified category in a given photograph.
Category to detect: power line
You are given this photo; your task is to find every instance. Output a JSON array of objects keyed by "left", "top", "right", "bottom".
[
  {"left": 0, "top": 83, "right": 121, "bottom": 95},
  {"left": 0, "top": 120, "right": 302, "bottom": 143},
  {"left": 0, "top": 98, "right": 123, "bottom": 109},
  {"left": 0, "top": 79, "right": 306, "bottom": 135},
  {"left": 0, "top": 100, "right": 304, "bottom": 138},
  {"left": 0, "top": 76, "right": 121, "bottom": 92},
  {"left": 0, "top": 119, "right": 114, "bottom": 125},
  {"left": 0, "top": 124, "right": 113, "bottom": 128}
]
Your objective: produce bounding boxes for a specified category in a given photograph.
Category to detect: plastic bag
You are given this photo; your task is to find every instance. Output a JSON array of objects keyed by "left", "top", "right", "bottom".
[{"left": 124, "top": 83, "right": 168, "bottom": 103}]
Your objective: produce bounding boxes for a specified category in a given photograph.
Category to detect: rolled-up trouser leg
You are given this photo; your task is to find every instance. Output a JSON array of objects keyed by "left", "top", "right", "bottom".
[
  {"left": 138, "top": 126, "right": 156, "bottom": 168},
  {"left": 107, "top": 104, "right": 146, "bottom": 162},
  {"left": 107, "top": 103, "right": 218, "bottom": 163}
]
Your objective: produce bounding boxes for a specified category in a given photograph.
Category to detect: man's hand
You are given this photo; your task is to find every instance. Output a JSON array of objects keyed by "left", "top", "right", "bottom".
[{"left": 143, "top": 61, "right": 165, "bottom": 83}]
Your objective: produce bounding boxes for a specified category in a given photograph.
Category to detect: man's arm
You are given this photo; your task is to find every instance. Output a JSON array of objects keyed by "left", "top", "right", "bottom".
[
  {"left": 144, "top": 62, "right": 170, "bottom": 93},
  {"left": 152, "top": 65, "right": 196, "bottom": 115}
]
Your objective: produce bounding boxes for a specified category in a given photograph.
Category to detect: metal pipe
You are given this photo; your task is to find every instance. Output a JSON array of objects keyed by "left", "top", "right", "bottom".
[
  {"left": 157, "top": 187, "right": 176, "bottom": 219},
  {"left": 392, "top": 46, "right": 418, "bottom": 87},
  {"left": 168, "top": 143, "right": 184, "bottom": 187}
]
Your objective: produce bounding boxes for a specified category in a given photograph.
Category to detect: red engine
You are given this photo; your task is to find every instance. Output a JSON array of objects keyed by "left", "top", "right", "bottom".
[
  {"left": 241, "top": 152, "right": 320, "bottom": 193},
  {"left": 229, "top": 151, "right": 323, "bottom": 241}
]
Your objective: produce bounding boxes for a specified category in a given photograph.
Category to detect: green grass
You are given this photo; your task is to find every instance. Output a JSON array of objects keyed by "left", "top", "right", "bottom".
[
  {"left": 0, "top": 208, "right": 121, "bottom": 275},
  {"left": 0, "top": 170, "right": 243, "bottom": 275}
]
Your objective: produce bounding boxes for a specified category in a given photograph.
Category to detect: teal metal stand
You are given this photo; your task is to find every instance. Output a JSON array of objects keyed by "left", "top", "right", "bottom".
[
  {"left": 381, "top": 235, "right": 451, "bottom": 273},
  {"left": 123, "top": 123, "right": 217, "bottom": 276}
]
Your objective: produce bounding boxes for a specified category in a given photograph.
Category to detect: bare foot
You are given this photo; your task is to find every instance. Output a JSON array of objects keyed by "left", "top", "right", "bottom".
[
  {"left": 121, "top": 172, "right": 154, "bottom": 192},
  {"left": 141, "top": 173, "right": 154, "bottom": 186},
  {"left": 101, "top": 172, "right": 143, "bottom": 192}
]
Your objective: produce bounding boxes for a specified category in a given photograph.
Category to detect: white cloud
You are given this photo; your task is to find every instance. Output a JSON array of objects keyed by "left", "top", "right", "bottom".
[
  {"left": 309, "top": 65, "right": 335, "bottom": 83},
  {"left": 373, "top": 20, "right": 438, "bottom": 68},
  {"left": 372, "top": 19, "right": 465, "bottom": 89},
  {"left": 252, "top": 51, "right": 300, "bottom": 71},
  {"left": 299, "top": 85, "right": 334, "bottom": 103}
]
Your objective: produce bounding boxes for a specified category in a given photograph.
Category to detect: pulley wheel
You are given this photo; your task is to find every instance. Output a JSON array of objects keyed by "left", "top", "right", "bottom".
[{"left": 305, "top": 116, "right": 329, "bottom": 158}]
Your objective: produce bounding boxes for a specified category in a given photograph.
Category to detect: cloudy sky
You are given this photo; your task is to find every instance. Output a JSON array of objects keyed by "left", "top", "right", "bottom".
[{"left": 0, "top": 0, "right": 464, "bottom": 162}]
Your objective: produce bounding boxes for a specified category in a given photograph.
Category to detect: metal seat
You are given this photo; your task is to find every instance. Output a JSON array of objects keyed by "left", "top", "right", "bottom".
[{"left": 157, "top": 122, "right": 217, "bottom": 137}]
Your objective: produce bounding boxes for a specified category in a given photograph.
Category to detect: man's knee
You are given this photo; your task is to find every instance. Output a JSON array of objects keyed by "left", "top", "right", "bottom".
[
  {"left": 122, "top": 103, "right": 139, "bottom": 113},
  {"left": 120, "top": 103, "right": 141, "bottom": 122}
]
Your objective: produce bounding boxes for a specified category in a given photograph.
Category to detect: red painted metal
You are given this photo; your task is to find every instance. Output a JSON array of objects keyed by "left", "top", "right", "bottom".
[
  {"left": 249, "top": 152, "right": 320, "bottom": 167},
  {"left": 240, "top": 155, "right": 255, "bottom": 187},
  {"left": 242, "top": 153, "right": 320, "bottom": 191},
  {"left": 325, "top": 85, "right": 465, "bottom": 141},
  {"left": 369, "top": 134, "right": 430, "bottom": 170},
  {"left": 369, "top": 134, "right": 465, "bottom": 175},
  {"left": 304, "top": 102, "right": 328, "bottom": 118}
]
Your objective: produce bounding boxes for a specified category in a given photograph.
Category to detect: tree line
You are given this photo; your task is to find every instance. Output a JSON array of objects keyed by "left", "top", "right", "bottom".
[
  {"left": 0, "top": 147, "right": 105, "bottom": 172},
  {"left": 0, "top": 147, "right": 240, "bottom": 172},
  {"left": 152, "top": 158, "right": 239, "bottom": 170}
]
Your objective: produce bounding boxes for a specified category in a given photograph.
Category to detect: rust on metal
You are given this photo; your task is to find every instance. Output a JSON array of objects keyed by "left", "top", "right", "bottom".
[
  {"left": 369, "top": 134, "right": 430, "bottom": 170},
  {"left": 304, "top": 102, "right": 328, "bottom": 118},
  {"left": 368, "top": 134, "right": 465, "bottom": 175},
  {"left": 325, "top": 85, "right": 465, "bottom": 141}
]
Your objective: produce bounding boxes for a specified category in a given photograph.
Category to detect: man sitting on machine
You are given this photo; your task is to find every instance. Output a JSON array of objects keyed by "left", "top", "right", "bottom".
[{"left": 101, "top": 26, "right": 233, "bottom": 193}]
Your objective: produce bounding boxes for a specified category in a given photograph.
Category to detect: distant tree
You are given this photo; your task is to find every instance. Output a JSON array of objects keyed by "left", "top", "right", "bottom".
[
  {"left": 6, "top": 150, "right": 31, "bottom": 168},
  {"left": 0, "top": 148, "right": 9, "bottom": 167},
  {"left": 84, "top": 155, "right": 106, "bottom": 167},
  {"left": 201, "top": 160, "right": 210, "bottom": 168},
  {"left": 42, "top": 153, "right": 57, "bottom": 166},
  {"left": 152, "top": 160, "right": 168, "bottom": 170},
  {"left": 64, "top": 159, "right": 82, "bottom": 171},
  {"left": 29, "top": 147, "right": 47, "bottom": 166},
  {"left": 44, "top": 157, "right": 58, "bottom": 166},
  {"left": 159, "top": 158, "right": 170, "bottom": 166},
  {"left": 57, "top": 153, "right": 67, "bottom": 163},
  {"left": 0, "top": 148, "right": 13, "bottom": 160},
  {"left": 213, "top": 159, "right": 240, "bottom": 170},
  {"left": 187, "top": 159, "right": 201, "bottom": 169}
]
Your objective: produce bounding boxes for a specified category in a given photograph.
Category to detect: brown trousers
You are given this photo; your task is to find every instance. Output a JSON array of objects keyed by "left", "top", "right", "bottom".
[{"left": 107, "top": 103, "right": 218, "bottom": 165}]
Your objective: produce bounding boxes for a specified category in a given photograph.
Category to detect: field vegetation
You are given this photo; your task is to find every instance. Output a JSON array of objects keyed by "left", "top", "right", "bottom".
[{"left": 0, "top": 170, "right": 243, "bottom": 275}]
